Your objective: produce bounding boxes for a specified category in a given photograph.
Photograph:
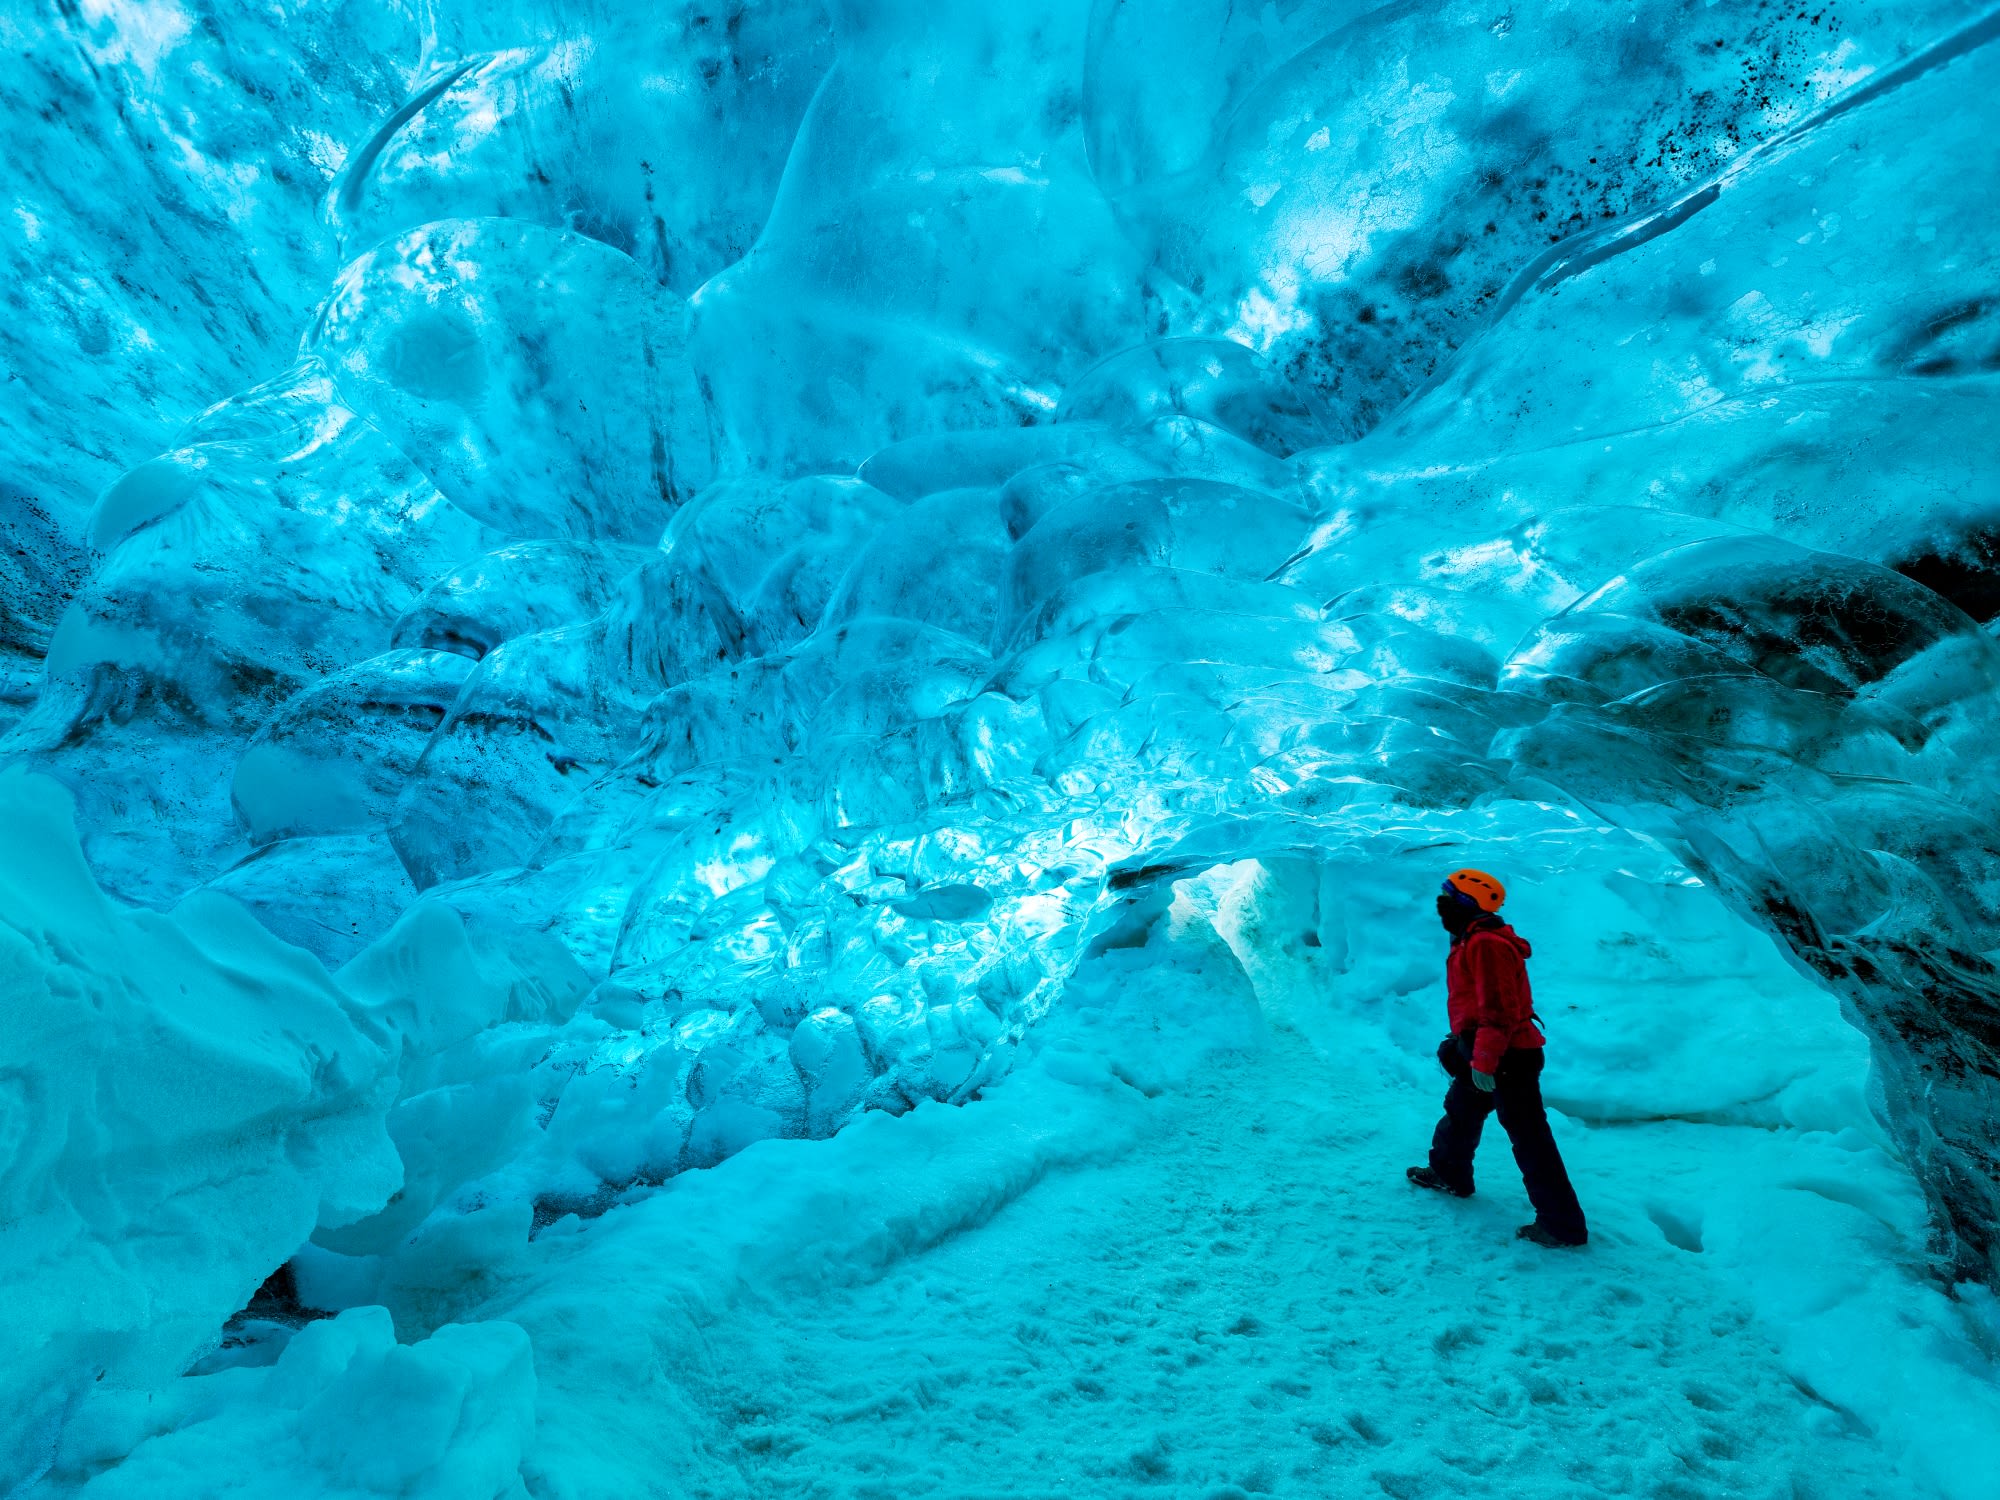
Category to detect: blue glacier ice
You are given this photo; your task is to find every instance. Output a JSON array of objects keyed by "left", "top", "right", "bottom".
[{"left": 6, "top": 0, "right": 2000, "bottom": 1494}]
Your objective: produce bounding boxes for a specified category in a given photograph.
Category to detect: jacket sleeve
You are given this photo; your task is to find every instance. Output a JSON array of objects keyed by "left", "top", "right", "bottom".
[{"left": 1465, "top": 935, "right": 1528, "bottom": 1077}]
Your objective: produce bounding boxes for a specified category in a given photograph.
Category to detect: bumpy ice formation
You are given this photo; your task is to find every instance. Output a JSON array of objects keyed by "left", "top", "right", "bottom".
[{"left": 6, "top": 0, "right": 2000, "bottom": 1493}]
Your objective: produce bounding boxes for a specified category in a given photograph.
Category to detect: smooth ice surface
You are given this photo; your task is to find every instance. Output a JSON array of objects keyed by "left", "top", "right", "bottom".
[{"left": 7, "top": 0, "right": 2000, "bottom": 1493}]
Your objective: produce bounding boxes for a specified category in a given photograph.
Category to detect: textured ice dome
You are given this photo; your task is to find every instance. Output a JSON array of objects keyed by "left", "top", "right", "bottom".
[{"left": 5, "top": 0, "right": 2000, "bottom": 1494}]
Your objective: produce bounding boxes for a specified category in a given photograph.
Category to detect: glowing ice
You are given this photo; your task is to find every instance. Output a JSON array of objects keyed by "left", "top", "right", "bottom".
[{"left": 6, "top": 0, "right": 2000, "bottom": 1491}]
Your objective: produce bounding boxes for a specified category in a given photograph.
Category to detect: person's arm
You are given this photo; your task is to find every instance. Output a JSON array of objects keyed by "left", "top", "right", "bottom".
[{"left": 1467, "top": 936, "right": 1527, "bottom": 1079}]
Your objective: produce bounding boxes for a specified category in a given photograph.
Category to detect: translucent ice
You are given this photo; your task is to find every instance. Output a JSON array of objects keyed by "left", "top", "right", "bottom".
[{"left": 8, "top": 0, "right": 2000, "bottom": 1488}]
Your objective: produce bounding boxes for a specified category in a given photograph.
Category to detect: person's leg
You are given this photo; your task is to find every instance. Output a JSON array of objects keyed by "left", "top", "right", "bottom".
[
  {"left": 1426, "top": 1038, "right": 1495, "bottom": 1194},
  {"left": 1492, "top": 1050, "right": 1588, "bottom": 1243}
]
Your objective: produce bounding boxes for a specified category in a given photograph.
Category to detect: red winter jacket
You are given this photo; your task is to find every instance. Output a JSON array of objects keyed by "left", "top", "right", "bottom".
[{"left": 1447, "top": 919, "right": 1543, "bottom": 1077}]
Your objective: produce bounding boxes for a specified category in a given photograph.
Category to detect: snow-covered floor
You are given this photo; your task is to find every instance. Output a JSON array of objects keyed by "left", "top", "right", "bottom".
[
  {"left": 702, "top": 1024, "right": 1896, "bottom": 1500},
  {"left": 340, "top": 864, "right": 1994, "bottom": 1500}
]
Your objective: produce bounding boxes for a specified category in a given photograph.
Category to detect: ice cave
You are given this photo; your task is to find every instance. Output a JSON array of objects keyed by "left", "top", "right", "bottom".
[{"left": 5, "top": 0, "right": 2000, "bottom": 1494}]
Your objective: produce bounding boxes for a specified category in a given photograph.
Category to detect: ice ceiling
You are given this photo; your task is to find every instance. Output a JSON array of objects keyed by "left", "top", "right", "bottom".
[{"left": 6, "top": 0, "right": 2000, "bottom": 1362}]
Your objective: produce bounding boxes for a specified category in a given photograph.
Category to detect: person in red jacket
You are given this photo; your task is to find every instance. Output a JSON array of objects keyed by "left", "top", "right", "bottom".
[{"left": 1406, "top": 868, "right": 1588, "bottom": 1248}]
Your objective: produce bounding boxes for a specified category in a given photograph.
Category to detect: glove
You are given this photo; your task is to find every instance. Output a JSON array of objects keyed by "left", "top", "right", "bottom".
[{"left": 1470, "top": 1069, "right": 1496, "bottom": 1094}]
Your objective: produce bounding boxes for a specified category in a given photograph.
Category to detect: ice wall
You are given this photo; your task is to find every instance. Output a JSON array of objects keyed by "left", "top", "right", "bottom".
[{"left": 6, "top": 0, "right": 2000, "bottom": 1394}]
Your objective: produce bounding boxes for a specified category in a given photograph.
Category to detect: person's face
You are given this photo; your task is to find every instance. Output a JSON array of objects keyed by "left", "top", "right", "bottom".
[{"left": 1436, "top": 891, "right": 1473, "bottom": 935}]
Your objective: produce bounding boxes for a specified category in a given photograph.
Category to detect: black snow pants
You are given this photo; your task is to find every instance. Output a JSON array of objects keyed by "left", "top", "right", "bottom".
[{"left": 1428, "top": 1035, "right": 1588, "bottom": 1245}]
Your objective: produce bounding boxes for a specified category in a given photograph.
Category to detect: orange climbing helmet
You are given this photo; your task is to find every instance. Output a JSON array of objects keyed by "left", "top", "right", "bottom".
[{"left": 1442, "top": 868, "right": 1506, "bottom": 913}]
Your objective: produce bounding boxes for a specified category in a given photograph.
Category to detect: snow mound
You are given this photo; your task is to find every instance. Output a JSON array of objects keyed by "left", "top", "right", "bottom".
[
  {"left": 48, "top": 1308, "right": 533, "bottom": 1500},
  {"left": 0, "top": 772, "right": 399, "bottom": 1489}
]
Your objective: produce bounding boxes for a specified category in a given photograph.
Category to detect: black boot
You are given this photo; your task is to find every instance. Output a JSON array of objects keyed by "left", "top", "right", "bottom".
[
  {"left": 1406, "top": 1166, "right": 1472, "bottom": 1198},
  {"left": 1517, "top": 1222, "right": 1587, "bottom": 1249}
]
